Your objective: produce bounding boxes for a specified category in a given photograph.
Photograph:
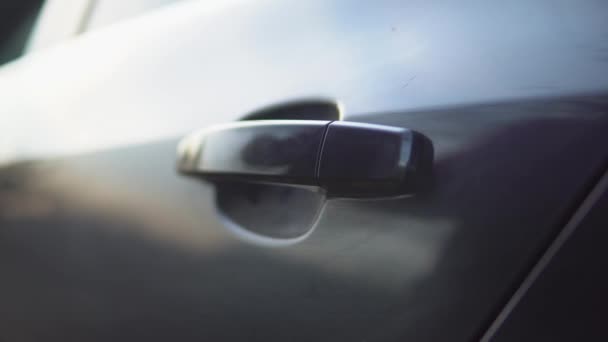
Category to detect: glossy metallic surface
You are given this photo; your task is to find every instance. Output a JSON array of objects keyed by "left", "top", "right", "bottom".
[
  {"left": 179, "top": 120, "right": 329, "bottom": 185},
  {"left": 1, "top": 0, "right": 608, "bottom": 341},
  {"left": 179, "top": 120, "right": 430, "bottom": 198},
  {"left": 489, "top": 172, "right": 608, "bottom": 341},
  {"left": 319, "top": 121, "right": 433, "bottom": 198},
  {"left": 2, "top": 95, "right": 608, "bottom": 341},
  {"left": 2, "top": 0, "right": 608, "bottom": 164},
  {"left": 215, "top": 181, "right": 325, "bottom": 243}
]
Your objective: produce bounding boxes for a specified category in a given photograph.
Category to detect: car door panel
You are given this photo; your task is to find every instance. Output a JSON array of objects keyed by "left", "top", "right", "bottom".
[
  {"left": 2, "top": 94, "right": 608, "bottom": 341},
  {"left": 1, "top": 0, "right": 608, "bottom": 341},
  {"left": 2, "top": 0, "right": 607, "bottom": 163}
]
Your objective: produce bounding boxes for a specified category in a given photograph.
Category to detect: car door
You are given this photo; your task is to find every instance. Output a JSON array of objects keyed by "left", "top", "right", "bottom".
[{"left": 1, "top": 1, "right": 608, "bottom": 341}]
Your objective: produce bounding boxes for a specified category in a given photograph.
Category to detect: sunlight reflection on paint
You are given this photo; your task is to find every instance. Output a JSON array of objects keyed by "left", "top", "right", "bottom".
[{"left": 1, "top": 0, "right": 607, "bottom": 166}]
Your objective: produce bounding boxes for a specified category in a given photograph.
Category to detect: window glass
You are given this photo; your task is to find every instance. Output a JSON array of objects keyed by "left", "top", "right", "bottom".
[{"left": 0, "top": 0, "right": 44, "bottom": 65}]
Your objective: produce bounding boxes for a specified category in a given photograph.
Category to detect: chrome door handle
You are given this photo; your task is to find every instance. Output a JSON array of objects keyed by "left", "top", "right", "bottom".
[{"left": 177, "top": 120, "right": 432, "bottom": 198}]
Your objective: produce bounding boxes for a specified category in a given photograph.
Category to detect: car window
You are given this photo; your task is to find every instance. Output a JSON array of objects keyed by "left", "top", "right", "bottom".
[{"left": 0, "top": 0, "right": 44, "bottom": 65}]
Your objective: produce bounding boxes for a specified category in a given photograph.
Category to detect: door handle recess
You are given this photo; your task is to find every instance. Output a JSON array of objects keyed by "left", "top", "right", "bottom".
[{"left": 177, "top": 120, "right": 432, "bottom": 198}]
